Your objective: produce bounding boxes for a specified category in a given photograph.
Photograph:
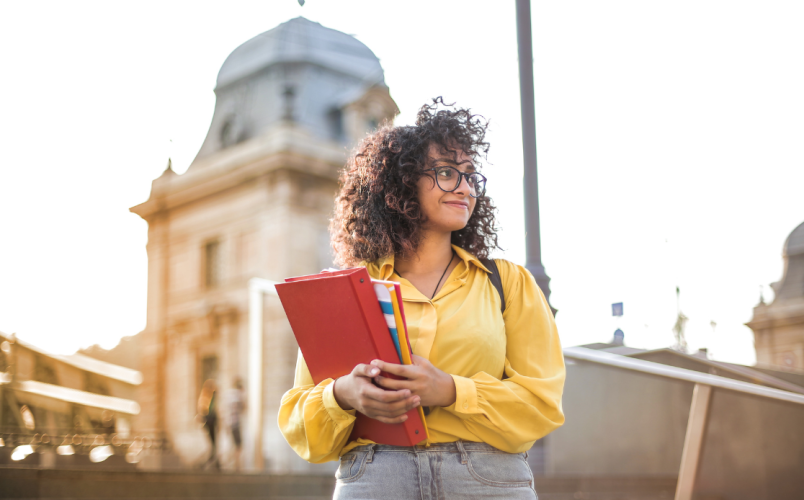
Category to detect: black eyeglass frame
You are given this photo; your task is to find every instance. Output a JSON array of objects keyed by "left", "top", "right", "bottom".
[{"left": 424, "top": 166, "right": 487, "bottom": 198}]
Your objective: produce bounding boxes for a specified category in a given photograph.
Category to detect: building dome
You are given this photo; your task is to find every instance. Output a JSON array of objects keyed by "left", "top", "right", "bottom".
[
  {"left": 769, "top": 220, "right": 804, "bottom": 302},
  {"left": 783, "top": 221, "right": 804, "bottom": 257},
  {"left": 189, "top": 17, "right": 395, "bottom": 166},
  {"left": 216, "top": 17, "right": 384, "bottom": 90}
]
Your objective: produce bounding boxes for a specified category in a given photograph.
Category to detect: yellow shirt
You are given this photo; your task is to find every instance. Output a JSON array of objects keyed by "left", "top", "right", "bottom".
[{"left": 278, "top": 245, "right": 565, "bottom": 463}]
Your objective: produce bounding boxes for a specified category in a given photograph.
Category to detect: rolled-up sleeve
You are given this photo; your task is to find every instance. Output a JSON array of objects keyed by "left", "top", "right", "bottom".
[
  {"left": 442, "top": 261, "right": 565, "bottom": 453},
  {"left": 277, "top": 350, "right": 356, "bottom": 463}
]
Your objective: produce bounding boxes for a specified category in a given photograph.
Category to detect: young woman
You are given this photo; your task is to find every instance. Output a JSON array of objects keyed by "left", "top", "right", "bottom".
[{"left": 279, "top": 99, "right": 565, "bottom": 499}]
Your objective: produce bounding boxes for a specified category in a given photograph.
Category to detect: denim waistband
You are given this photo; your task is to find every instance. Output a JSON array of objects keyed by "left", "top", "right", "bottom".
[{"left": 348, "top": 441, "right": 510, "bottom": 454}]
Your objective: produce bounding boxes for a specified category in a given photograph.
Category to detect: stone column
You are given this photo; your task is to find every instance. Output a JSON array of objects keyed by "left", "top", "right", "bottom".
[{"left": 139, "top": 213, "right": 170, "bottom": 435}]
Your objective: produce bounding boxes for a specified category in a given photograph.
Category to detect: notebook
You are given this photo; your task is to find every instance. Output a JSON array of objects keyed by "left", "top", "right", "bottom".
[
  {"left": 379, "top": 280, "right": 429, "bottom": 440},
  {"left": 373, "top": 282, "right": 402, "bottom": 362}
]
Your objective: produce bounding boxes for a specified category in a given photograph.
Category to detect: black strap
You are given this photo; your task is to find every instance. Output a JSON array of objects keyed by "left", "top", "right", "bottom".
[{"left": 480, "top": 258, "right": 505, "bottom": 314}]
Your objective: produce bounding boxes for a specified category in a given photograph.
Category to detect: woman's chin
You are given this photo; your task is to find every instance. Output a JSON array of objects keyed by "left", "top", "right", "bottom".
[
  {"left": 443, "top": 221, "right": 472, "bottom": 233},
  {"left": 424, "top": 216, "right": 471, "bottom": 234}
]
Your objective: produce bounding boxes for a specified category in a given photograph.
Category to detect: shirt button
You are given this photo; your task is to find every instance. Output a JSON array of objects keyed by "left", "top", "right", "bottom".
[{"left": 463, "top": 402, "right": 468, "bottom": 409}]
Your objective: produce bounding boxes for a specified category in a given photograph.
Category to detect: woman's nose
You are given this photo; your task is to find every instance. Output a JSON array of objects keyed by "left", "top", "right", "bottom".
[{"left": 453, "top": 174, "right": 474, "bottom": 196}]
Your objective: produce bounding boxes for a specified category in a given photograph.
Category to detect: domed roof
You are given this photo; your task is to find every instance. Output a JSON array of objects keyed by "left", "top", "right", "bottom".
[
  {"left": 216, "top": 17, "right": 384, "bottom": 89},
  {"left": 784, "top": 221, "right": 804, "bottom": 257}
]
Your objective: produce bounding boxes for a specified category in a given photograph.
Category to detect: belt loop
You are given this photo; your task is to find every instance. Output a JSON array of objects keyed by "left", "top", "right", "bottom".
[
  {"left": 524, "top": 450, "right": 529, "bottom": 459},
  {"left": 455, "top": 440, "right": 468, "bottom": 465},
  {"left": 366, "top": 444, "right": 376, "bottom": 463}
]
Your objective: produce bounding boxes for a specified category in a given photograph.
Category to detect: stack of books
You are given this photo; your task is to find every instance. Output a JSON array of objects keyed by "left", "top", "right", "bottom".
[{"left": 276, "top": 267, "right": 429, "bottom": 446}]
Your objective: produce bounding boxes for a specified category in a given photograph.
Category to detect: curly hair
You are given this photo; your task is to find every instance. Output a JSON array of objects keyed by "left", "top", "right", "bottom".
[{"left": 330, "top": 97, "right": 500, "bottom": 268}]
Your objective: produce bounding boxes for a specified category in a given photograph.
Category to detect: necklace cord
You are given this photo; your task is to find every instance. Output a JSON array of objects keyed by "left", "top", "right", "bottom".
[
  {"left": 431, "top": 250, "right": 456, "bottom": 299},
  {"left": 395, "top": 250, "right": 456, "bottom": 300}
]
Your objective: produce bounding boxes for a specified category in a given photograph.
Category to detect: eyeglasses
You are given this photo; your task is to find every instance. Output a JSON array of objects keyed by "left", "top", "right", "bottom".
[{"left": 425, "top": 166, "right": 487, "bottom": 198}]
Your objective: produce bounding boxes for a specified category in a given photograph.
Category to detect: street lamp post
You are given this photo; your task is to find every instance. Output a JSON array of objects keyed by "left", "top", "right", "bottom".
[{"left": 516, "top": 0, "right": 555, "bottom": 314}]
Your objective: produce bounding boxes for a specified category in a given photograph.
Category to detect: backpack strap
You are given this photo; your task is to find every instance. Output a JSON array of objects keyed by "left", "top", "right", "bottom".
[{"left": 479, "top": 258, "right": 505, "bottom": 314}]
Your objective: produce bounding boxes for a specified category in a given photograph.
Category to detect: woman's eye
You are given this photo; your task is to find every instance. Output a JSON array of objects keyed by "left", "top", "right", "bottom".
[{"left": 437, "top": 169, "right": 454, "bottom": 178}]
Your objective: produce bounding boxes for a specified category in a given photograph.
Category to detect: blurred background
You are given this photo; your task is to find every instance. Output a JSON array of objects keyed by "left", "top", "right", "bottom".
[{"left": 0, "top": 1, "right": 802, "bottom": 499}]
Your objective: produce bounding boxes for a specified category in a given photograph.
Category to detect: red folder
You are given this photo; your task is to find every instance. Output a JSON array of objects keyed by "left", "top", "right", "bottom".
[{"left": 275, "top": 267, "right": 427, "bottom": 446}]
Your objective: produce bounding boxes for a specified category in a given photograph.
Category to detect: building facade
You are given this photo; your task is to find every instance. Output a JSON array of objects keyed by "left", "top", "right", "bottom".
[
  {"left": 748, "top": 221, "right": 804, "bottom": 371},
  {"left": 0, "top": 331, "right": 143, "bottom": 467},
  {"left": 130, "top": 17, "right": 398, "bottom": 472}
]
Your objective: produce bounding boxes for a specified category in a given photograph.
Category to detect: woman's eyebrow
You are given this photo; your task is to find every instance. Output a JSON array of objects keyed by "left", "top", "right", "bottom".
[
  {"left": 432, "top": 157, "right": 476, "bottom": 170},
  {"left": 432, "top": 156, "right": 458, "bottom": 164}
]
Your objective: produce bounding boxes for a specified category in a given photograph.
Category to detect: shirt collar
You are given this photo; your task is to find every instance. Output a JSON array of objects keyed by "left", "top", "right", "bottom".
[
  {"left": 367, "top": 245, "right": 490, "bottom": 280},
  {"left": 453, "top": 245, "right": 491, "bottom": 274}
]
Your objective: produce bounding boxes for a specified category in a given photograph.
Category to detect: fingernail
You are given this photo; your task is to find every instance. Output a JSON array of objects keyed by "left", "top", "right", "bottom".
[
  {"left": 401, "top": 415, "right": 408, "bottom": 421},
  {"left": 370, "top": 368, "right": 379, "bottom": 376}
]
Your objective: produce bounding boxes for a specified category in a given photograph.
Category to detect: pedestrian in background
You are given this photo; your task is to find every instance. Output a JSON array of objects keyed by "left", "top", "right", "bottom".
[
  {"left": 227, "top": 377, "right": 246, "bottom": 471},
  {"left": 197, "top": 379, "right": 219, "bottom": 470}
]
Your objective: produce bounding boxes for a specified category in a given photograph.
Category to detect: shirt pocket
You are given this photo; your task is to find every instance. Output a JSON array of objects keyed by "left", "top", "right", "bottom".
[{"left": 466, "top": 451, "right": 533, "bottom": 488}]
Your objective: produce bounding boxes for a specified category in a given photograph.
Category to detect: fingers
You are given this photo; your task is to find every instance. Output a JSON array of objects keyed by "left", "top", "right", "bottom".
[
  {"left": 352, "top": 377, "right": 420, "bottom": 418},
  {"left": 349, "top": 361, "right": 423, "bottom": 421},
  {"left": 373, "top": 414, "right": 409, "bottom": 424},
  {"left": 373, "top": 375, "right": 412, "bottom": 391},
  {"left": 368, "top": 393, "right": 420, "bottom": 412},
  {"left": 362, "top": 395, "right": 420, "bottom": 419},
  {"left": 370, "top": 359, "right": 416, "bottom": 378},
  {"left": 359, "top": 380, "right": 410, "bottom": 404},
  {"left": 352, "top": 363, "right": 381, "bottom": 379}
]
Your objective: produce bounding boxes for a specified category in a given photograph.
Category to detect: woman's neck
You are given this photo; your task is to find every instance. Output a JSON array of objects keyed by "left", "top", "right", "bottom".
[{"left": 394, "top": 230, "right": 453, "bottom": 276}]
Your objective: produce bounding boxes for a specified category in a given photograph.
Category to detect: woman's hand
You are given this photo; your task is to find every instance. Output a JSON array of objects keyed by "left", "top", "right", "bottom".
[
  {"left": 332, "top": 363, "right": 421, "bottom": 424},
  {"left": 371, "top": 355, "right": 457, "bottom": 408}
]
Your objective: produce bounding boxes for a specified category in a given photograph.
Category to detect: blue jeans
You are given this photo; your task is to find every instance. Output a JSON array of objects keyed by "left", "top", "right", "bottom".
[{"left": 333, "top": 441, "right": 537, "bottom": 500}]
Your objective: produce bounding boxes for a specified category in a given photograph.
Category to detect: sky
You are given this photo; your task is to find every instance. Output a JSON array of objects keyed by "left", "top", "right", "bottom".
[{"left": 0, "top": 1, "right": 802, "bottom": 365}]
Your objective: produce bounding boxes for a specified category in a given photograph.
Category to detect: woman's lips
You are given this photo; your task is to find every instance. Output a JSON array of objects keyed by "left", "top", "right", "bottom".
[{"left": 444, "top": 201, "right": 469, "bottom": 209}]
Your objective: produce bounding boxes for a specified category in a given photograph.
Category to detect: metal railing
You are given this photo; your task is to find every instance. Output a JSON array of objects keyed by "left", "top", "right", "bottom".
[
  {"left": 564, "top": 346, "right": 804, "bottom": 405},
  {"left": 563, "top": 346, "right": 804, "bottom": 500}
]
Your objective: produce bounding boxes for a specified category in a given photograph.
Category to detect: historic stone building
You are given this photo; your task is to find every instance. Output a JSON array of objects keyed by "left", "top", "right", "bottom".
[
  {"left": 130, "top": 17, "right": 398, "bottom": 471},
  {"left": 748, "top": 220, "right": 804, "bottom": 371}
]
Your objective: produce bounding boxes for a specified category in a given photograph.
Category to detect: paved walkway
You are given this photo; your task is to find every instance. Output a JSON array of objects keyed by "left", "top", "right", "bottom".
[{"left": 0, "top": 467, "right": 677, "bottom": 500}]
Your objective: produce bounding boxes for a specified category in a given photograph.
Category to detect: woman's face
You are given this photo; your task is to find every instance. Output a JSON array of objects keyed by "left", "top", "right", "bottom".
[{"left": 416, "top": 143, "right": 477, "bottom": 234}]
